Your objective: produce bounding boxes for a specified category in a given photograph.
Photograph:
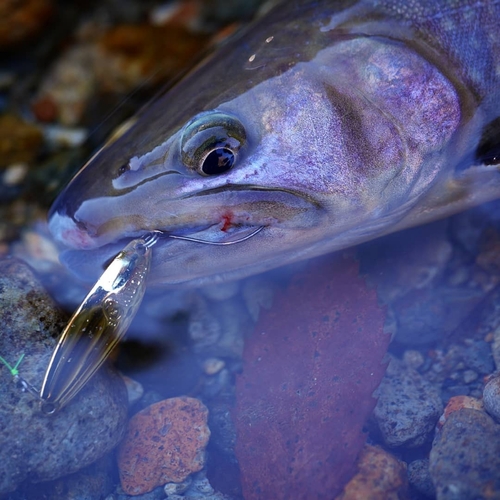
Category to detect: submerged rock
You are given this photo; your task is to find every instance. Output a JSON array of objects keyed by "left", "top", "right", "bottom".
[
  {"left": 483, "top": 376, "right": 500, "bottom": 423},
  {"left": 407, "top": 459, "right": 435, "bottom": 499},
  {"left": 429, "top": 408, "right": 500, "bottom": 499},
  {"left": 117, "top": 396, "right": 210, "bottom": 495},
  {"left": 373, "top": 357, "right": 443, "bottom": 448},
  {"left": 336, "top": 445, "right": 409, "bottom": 500},
  {"left": 0, "top": 258, "right": 128, "bottom": 495},
  {"left": 233, "top": 254, "right": 389, "bottom": 499}
]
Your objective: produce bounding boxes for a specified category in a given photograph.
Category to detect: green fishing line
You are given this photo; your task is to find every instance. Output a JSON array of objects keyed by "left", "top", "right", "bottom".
[{"left": 0, "top": 353, "right": 25, "bottom": 376}]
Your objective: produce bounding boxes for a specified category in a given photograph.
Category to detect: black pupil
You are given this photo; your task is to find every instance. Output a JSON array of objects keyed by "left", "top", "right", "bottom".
[{"left": 202, "top": 148, "right": 235, "bottom": 175}]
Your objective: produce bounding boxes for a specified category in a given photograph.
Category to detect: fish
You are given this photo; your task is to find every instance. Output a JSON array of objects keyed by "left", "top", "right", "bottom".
[{"left": 48, "top": 0, "right": 500, "bottom": 288}]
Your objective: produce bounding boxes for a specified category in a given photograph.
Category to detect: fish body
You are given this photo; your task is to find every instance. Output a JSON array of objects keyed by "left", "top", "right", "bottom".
[{"left": 49, "top": 0, "right": 500, "bottom": 286}]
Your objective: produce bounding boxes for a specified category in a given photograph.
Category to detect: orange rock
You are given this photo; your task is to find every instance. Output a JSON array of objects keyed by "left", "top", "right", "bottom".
[
  {"left": 118, "top": 396, "right": 210, "bottom": 495},
  {"left": 0, "top": 0, "right": 53, "bottom": 48},
  {"left": 336, "top": 445, "right": 409, "bottom": 500},
  {"left": 0, "top": 114, "right": 43, "bottom": 168},
  {"left": 437, "top": 395, "right": 483, "bottom": 429},
  {"left": 95, "top": 24, "right": 210, "bottom": 92}
]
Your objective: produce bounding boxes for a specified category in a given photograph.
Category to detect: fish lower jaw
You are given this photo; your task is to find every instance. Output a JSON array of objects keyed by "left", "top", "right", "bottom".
[{"left": 48, "top": 212, "right": 100, "bottom": 250}]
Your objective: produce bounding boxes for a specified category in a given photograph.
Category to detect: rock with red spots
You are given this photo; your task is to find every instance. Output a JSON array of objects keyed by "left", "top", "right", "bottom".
[
  {"left": 118, "top": 396, "right": 210, "bottom": 495},
  {"left": 437, "top": 395, "right": 483, "bottom": 430}
]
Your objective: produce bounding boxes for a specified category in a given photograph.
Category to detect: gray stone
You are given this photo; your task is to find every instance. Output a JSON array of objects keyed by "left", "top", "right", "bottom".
[
  {"left": 408, "top": 459, "right": 435, "bottom": 498},
  {"left": 0, "top": 258, "right": 128, "bottom": 495},
  {"left": 483, "top": 376, "right": 500, "bottom": 423},
  {"left": 462, "top": 340, "right": 495, "bottom": 375},
  {"left": 429, "top": 408, "right": 500, "bottom": 499},
  {"left": 373, "top": 357, "right": 443, "bottom": 447}
]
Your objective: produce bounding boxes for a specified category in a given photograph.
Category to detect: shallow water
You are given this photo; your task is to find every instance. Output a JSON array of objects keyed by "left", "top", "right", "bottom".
[{"left": 1, "top": 1, "right": 500, "bottom": 499}]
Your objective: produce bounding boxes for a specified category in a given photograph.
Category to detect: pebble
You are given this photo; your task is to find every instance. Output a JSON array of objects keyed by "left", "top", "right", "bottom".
[
  {"left": 0, "top": 258, "right": 128, "bottom": 495},
  {"left": 118, "top": 396, "right": 210, "bottom": 496},
  {"left": 0, "top": 0, "right": 53, "bottom": 48},
  {"left": 17, "top": 454, "right": 115, "bottom": 500},
  {"left": 94, "top": 23, "right": 210, "bottom": 92},
  {"left": 429, "top": 408, "right": 500, "bottom": 499},
  {"left": 359, "top": 220, "right": 452, "bottom": 303},
  {"left": 35, "top": 45, "right": 97, "bottom": 126},
  {"left": 164, "top": 471, "right": 227, "bottom": 499},
  {"left": 437, "top": 395, "right": 483, "bottom": 429},
  {"left": 121, "top": 373, "right": 144, "bottom": 405},
  {"left": 402, "top": 349, "right": 425, "bottom": 370},
  {"left": 2, "top": 163, "right": 28, "bottom": 186},
  {"left": 407, "top": 459, "right": 435, "bottom": 499},
  {"left": 335, "top": 445, "right": 409, "bottom": 500},
  {"left": 373, "top": 357, "right": 443, "bottom": 447},
  {"left": 202, "top": 358, "right": 225, "bottom": 376},
  {"left": 483, "top": 376, "right": 500, "bottom": 422},
  {"left": 462, "top": 339, "right": 495, "bottom": 375}
]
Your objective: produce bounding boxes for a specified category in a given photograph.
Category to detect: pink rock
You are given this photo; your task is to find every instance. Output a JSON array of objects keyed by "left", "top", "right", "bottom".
[
  {"left": 233, "top": 253, "right": 389, "bottom": 499},
  {"left": 118, "top": 396, "right": 210, "bottom": 495}
]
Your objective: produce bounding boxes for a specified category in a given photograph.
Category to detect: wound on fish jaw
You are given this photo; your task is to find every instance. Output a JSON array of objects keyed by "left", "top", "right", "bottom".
[{"left": 39, "top": 235, "right": 157, "bottom": 413}]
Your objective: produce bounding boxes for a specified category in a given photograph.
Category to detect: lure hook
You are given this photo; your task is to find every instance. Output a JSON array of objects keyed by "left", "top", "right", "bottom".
[{"left": 168, "top": 225, "right": 264, "bottom": 246}]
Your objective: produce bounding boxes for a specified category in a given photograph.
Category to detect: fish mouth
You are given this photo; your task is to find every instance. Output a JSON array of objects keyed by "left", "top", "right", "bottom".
[
  {"left": 49, "top": 186, "right": 324, "bottom": 283},
  {"left": 55, "top": 220, "right": 268, "bottom": 283}
]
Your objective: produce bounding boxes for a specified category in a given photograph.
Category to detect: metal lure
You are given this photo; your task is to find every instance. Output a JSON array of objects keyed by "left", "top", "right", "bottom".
[{"left": 39, "top": 234, "right": 158, "bottom": 414}]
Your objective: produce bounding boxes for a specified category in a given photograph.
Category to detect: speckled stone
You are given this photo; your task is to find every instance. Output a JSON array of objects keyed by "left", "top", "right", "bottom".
[
  {"left": 483, "top": 376, "right": 500, "bottom": 422},
  {"left": 437, "top": 395, "right": 483, "bottom": 429},
  {"left": 0, "top": 258, "right": 128, "bottom": 495},
  {"left": 336, "top": 445, "right": 409, "bottom": 500},
  {"left": 118, "top": 396, "right": 210, "bottom": 495},
  {"left": 429, "top": 408, "right": 500, "bottom": 499},
  {"left": 373, "top": 357, "right": 443, "bottom": 447},
  {"left": 407, "top": 459, "right": 435, "bottom": 499}
]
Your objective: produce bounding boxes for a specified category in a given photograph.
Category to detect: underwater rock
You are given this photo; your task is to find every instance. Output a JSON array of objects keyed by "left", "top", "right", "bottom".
[
  {"left": 373, "top": 357, "right": 443, "bottom": 448},
  {"left": 407, "top": 459, "right": 435, "bottom": 499},
  {"left": 233, "top": 253, "right": 389, "bottom": 499},
  {"left": 0, "top": 0, "right": 53, "bottom": 48},
  {"left": 437, "top": 395, "right": 483, "bottom": 429},
  {"left": 164, "top": 470, "right": 228, "bottom": 500},
  {"left": 335, "top": 445, "right": 409, "bottom": 500},
  {"left": 483, "top": 376, "right": 500, "bottom": 422},
  {"left": 0, "top": 258, "right": 128, "bottom": 495},
  {"left": 0, "top": 114, "right": 43, "bottom": 168},
  {"left": 429, "top": 408, "right": 500, "bottom": 499},
  {"left": 118, "top": 396, "right": 210, "bottom": 495},
  {"left": 16, "top": 454, "right": 116, "bottom": 500}
]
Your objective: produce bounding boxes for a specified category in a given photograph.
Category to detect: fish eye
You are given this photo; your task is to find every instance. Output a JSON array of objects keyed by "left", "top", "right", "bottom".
[{"left": 180, "top": 110, "right": 246, "bottom": 176}]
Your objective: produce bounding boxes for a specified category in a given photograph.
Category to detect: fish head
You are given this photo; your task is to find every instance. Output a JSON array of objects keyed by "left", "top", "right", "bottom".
[{"left": 49, "top": 26, "right": 467, "bottom": 286}]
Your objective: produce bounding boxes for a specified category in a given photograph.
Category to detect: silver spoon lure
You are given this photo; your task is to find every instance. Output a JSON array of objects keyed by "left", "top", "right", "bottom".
[
  {"left": 2, "top": 226, "right": 264, "bottom": 413},
  {"left": 38, "top": 232, "right": 160, "bottom": 414}
]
